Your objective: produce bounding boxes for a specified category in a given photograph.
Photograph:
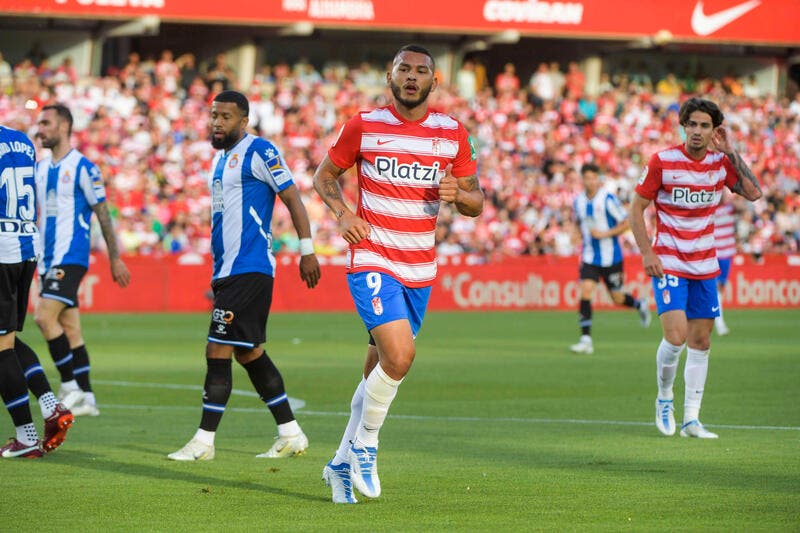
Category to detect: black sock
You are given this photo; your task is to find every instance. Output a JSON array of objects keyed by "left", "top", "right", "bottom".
[
  {"left": 0, "top": 348, "right": 34, "bottom": 427},
  {"left": 47, "top": 333, "right": 74, "bottom": 382},
  {"left": 199, "top": 358, "right": 232, "bottom": 432},
  {"left": 243, "top": 352, "right": 294, "bottom": 425},
  {"left": 623, "top": 294, "right": 638, "bottom": 308},
  {"left": 14, "top": 338, "right": 52, "bottom": 399},
  {"left": 579, "top": 299, "right": 592, "bottom": 336},
  {"left": 72, "top": 344, "right": 92, "bottom": 392}
]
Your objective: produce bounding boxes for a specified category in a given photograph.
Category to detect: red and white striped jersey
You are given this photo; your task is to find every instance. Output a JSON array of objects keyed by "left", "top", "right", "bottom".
[
  {"left": 328, "top": 105, "right": 477, "bottom": 287},
  {"left": 635, "top": 144, "right": 738, "bottom": 280},
  {"left": 714, "top": 202, "right": 736, "bottom": 259}
]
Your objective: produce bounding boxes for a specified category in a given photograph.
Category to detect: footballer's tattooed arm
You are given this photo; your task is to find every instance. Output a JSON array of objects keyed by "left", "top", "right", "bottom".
[
  {"left": 313, "top": 155, "right": 370, "bottom": 244},
  {"left": 713, "top": 125, "right": 762, "bottom": 202},
  {"left": 454, "top": 174, "right": 484, "bottom": 217},
  {"left": 92, "top": 201, "right": 131, "bottom": 288},
  {"left": 313, "top": 155, "right": 349, "bottom": 220},
  {"left": 727, "top": 150, "right": 763, "bottom": 201}
]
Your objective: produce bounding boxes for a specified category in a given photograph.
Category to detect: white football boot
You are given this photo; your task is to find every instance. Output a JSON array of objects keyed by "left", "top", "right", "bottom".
[
  {"left": 256, "top": 432, "right": 308, "bottom": 458},
  {"left": 167, "top": 438, "right": 215, "bottom": 461}
]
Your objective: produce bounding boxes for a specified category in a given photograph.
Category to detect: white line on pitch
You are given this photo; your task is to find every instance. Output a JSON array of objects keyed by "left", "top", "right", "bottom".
[{"left": 93, "top": 380, "right": 800, "bottom": 432}]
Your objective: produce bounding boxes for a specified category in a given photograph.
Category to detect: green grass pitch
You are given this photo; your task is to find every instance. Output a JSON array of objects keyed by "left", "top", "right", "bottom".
[{"left": 2, "top": 309, "right": 798, "bottom": 531}]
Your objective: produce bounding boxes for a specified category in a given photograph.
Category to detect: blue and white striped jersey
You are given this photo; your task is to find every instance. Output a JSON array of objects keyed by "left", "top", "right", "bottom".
[
  {"left": 35, "top": 149, "right": 106, "bottom": 274},
  {"left": 574, "top": 188, "right": 626, "bottom": 267},
  {"left": 0, "top": 126, "right": 39, "bottom": 264},
  {"left": 209, "top": 134, "right": 294, "bottom": 280}
]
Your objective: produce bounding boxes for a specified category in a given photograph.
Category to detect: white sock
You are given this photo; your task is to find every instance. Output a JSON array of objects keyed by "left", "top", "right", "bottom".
[
  {"left": 193, "top": 428, "right": 215, "bottom": 446},
  {"left": 334, "top": 378, "right": 366, "bottom": 464},
  {"left": 355, "top": 364, "right": 402, "bottom": 448},
  {"left": 656, "top": 338, "right": 684, "bottom": 400},
  {"left": 277, "top": 420, "right": 301, "bottom": 438},
  {"left": 61, "top": 379, "right": 80, "bottom": 392},
  {"left": 84, "top": 392, "right": 97, "bottom": 406},
  {"left": 17, "top": 423, "right": 39, "bottom": 446},
  {"left": 38, "top": 392, "right": 59, "bottom": 418},
  {"left": 684, "top": 347, "right": 710, "bottom": 423},
  {"left": 715, "top": 290, "right": 726, "bottom": 326}
]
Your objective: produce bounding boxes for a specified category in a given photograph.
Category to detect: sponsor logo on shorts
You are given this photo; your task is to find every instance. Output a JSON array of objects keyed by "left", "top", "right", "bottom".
[
  {"left": 371, "top": 296, "right": 383, "bottom": 316},
  {"left": 662, "top": 289, "right": 671, "bottom": 305},
  {"left": 46, "top": 268, "right": 66, "bottom": 280},
  {"left": 212, "top": 308, "right": 235, "bottom": 324}
]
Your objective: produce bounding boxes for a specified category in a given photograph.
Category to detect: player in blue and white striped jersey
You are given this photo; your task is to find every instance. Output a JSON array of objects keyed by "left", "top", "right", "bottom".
[
  {"left": 0, "top": 124, "right": 74, "bottom": 458},
  {"left": 569, "top": 163, "right": 650, "bottom": 354},
  {"left": 33, "top": 104, "right": 131, "bottom": 417},
  {"left": 169, "top": 91, "right": 320, "bottom": 462}
]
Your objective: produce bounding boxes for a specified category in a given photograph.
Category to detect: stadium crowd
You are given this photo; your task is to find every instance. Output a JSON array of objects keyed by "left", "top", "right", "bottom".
[{"left": 1, "top": 49, "right": 798, "bottom": 261}]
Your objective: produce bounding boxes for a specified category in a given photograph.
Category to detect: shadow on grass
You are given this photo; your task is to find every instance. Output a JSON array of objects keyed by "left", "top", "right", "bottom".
[{"left": 59, "top": 448, "right": 327, "bottom": 503}]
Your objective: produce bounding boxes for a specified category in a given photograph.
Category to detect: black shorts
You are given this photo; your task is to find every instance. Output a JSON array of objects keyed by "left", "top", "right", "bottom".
[
  {"left": 39, "top": 264, "right": 88, "bottom": 308},
  {"left": 579, "top": 262, "right": 625, "bottom": 292},
  {"left": 207, "top": 273, "right": 273, "bottom": 348},
  {"left": 0, "top": 259, "right": 37, "bottom": 334}
]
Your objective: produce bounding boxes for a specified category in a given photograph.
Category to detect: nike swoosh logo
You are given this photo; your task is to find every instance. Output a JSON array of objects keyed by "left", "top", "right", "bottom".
[
  {"left": 711, "top": 306, "right": 720, "bottom": 312},
  {"left": 691, "top": 0, "right": 761, "bottom": 36},
  {"left": 376, "top": 139, "right": 393, "bottom": 145}
]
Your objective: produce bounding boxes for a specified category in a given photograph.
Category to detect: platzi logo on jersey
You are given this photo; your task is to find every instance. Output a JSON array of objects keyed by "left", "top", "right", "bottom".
[
  {"left": 671, "top": 187, "right": 715, "bottom": 205},
  {"left": 374, "top": 156, "right": 441, "bottom": 182}
]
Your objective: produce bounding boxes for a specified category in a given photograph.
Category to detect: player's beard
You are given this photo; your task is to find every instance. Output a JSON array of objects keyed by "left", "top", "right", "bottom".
[
  {"left": 38, "top": 135, "right": 58, "bottom": 149},
  {"left": 210, "top": 130, "right": 239, "bottom": 150},
  {"left": 390, "top": 80, "right": 432, "bottom": 110}
]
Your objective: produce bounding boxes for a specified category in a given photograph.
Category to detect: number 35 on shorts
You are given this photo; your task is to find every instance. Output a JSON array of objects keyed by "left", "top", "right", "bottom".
[{"left": 656, "top": 274, "right": 680, "bottom": 289}]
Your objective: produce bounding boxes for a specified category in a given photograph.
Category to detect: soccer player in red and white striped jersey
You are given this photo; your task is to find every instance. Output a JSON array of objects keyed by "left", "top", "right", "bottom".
[
  {"left": 314, "top": 45, "right": 482, "bottom": 503},
  {"left": 631, "top": 97, "right": 761, "bottom": 440},
  {"left": 713, "top": 200, "right": 736, "bottom": 336}
]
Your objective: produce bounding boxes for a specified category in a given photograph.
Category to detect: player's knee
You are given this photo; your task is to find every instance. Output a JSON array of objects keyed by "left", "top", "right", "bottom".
[
  {"left": 381, "top": 348, "right": 415, "bottom": 379},
  {"left": 33, "top": 309, "right": 56, "bottom": 334}
]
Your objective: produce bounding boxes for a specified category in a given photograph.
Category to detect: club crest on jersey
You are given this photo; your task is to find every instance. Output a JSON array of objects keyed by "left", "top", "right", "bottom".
[
  {"left": 374, "top": 156, "right": 441, "bottom": 182},
  {"left": 371, "top": 296, "right": 383, "bottom": 316},
  {"left": 61, "top": 170, "right": 71, "bottom": 183},
  {"left": 432, "top": 138, "right": 441, "bottom": 156},
  {"left": 228, "top": 153, "right": 239, "bottom": 169}
]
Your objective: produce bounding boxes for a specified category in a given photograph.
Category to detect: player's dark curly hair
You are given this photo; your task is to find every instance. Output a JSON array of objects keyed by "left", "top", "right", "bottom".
[
  {"left": 213, "top": 90, "right": 249, "bottom": 116},
  {"left": 581, "top": 162, "right": 600, "bottom": 175},
  {"left": 42, "top": 103, "right": 73, "bottom": 136},
  {"left": 678, "top": 97, "right": 724, "bottom": 128},
  {"left": 395, "top": 44, "right": 435, "bottom": 70}
]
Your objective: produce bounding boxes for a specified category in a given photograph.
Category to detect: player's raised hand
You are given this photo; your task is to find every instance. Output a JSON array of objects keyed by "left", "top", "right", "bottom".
[
  {"left": 712, "top": 126, "right": 733, "bottom": 154},
  {"left": 299, "top": 254, "right": 320, "bottom": 289},
  {"left": 339, "top": 211, "right": 370, "bottom": 244},
  {"left": 439, "top": 165, "right": 459, "bottom": 203}
]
